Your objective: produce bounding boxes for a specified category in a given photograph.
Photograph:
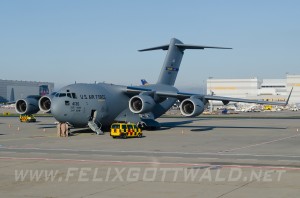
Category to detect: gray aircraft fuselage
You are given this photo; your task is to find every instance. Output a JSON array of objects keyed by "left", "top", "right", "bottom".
[{"left": 51, "top": 83, "right": 177, "bottom": 128}]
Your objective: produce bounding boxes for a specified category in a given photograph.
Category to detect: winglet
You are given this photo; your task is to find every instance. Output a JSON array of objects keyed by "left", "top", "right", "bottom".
[{"left": 285, "top": 87, "right": 293, "bottom": 106}]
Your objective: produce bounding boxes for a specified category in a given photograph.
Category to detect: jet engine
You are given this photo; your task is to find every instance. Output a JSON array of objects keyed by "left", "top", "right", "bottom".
[
  {"left": 15, "top": 97, "right": 40, "bottom": 115},
  {"left": 129, "top": 95, "right": 156, "bottom": 114},
  {"left": 39, "top": 95, "right": 52, "bottom": 113},
  {"left": 180, "top": 98, "right": 205, "bottom": 117}
]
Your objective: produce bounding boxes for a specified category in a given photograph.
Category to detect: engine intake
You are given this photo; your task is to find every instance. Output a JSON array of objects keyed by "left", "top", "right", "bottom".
[
  {"left": 180, "top": 98, "right": 205, "bottom": 117},
  {"left": 39, "top": 96, "right": 52, "bottom": 113},
  {"left": 129, "top": 95, "right": 156, "bottom": 114},
  {"left": 15, "top": 97, "right": 40, "bottom": 115}
]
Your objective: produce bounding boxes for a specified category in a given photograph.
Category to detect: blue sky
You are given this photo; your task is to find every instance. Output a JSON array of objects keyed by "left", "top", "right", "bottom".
[{"left": 1, "top": 0, "right": 300, "bottom": 90}]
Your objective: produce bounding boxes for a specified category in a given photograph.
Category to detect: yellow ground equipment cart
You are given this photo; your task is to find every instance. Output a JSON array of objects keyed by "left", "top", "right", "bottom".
[
  {"left": 110, "top": 123, "right": 142, "bottom": 139},
  {"left": 19, "top": 114, "right": 36, "bottom": 122},
  {"left": 263, "top": 105, "right": 273, "bottom": 111}
]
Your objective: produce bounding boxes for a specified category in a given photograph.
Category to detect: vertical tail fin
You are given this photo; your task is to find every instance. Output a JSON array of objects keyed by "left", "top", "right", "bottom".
[
  {"left": 138, "top": 38, "right": 232, "bottom": 86},
  {"left": 139, "top": 38, "right": 184, "bottom": 86},
  {"left": 141, "top": 79, "right": 149, "bottom": 85}
]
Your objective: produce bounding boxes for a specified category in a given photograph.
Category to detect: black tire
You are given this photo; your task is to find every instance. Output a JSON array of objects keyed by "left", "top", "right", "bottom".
[
  {"left": 137, "top": 122, "right": 142, "bottom": 128},
  {"left": 138, "top": 133, "right": 142, "bottom": 138},
  {"left": 122, "top": 133, "right": 127, "bottom": 139}
]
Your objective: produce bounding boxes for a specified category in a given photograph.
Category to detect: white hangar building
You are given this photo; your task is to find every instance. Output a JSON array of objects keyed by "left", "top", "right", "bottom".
[{"left": 206, "top": 74, "right": 300, "bottom": 105}]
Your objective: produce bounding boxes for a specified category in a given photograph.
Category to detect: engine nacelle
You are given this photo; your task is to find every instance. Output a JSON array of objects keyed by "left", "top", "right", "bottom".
[
  {"left": 180, "top": 98, "right": 205, "bottom": 117},
  {"left": 129, "top": 95, "right": 156, "bottom": 114},
  {"left": 15, "top": 97, "right": 40, "bottom": 115},
  {"left": 39, "top": 95, "right": 52, "bottom": 113}
]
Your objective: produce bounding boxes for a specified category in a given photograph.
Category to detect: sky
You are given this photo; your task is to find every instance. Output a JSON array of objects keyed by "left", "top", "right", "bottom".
[{"left": 1, "top": 0, "right": 300, "bottom": 91}]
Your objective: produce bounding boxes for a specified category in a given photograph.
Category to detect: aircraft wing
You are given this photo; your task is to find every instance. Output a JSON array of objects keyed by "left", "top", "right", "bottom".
[
  {"left": 200, "top": 95, "right": 290, "bottom": 106},
  {"left": 126, "top": 86, "right": 293, "bottom": 106}
]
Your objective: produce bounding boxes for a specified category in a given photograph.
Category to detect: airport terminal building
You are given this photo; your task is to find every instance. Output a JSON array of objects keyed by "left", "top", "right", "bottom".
[
  {"left": 0, "top": 79, "right": 54, "bottom": 103},
  {"left": 207, "top": 74, "right": 300, "bottom": 105}
]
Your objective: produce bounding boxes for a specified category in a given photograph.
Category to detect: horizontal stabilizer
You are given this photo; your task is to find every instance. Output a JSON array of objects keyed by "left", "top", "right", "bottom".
[
  {"left": 138, "top": 42, "right": 232, "bottom": 52},
  {"left": 175, "top": 44, "right": 232, "bottom": 50},
  {"left": 138, "top": 44, "right": 169, "bottom": 52}
]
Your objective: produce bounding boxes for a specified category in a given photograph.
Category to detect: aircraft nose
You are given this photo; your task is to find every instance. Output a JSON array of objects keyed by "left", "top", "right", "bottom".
[{"left": 51, "top": 98, "right": 69, "bottom": 123}]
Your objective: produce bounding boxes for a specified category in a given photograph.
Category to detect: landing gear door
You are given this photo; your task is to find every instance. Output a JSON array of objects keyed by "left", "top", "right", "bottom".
[
  {"left": 90, "top": 110, "right": 97, "bottom": 122},
  {"left": 98, "top": 99, "right": 108, "bottom": 119}
]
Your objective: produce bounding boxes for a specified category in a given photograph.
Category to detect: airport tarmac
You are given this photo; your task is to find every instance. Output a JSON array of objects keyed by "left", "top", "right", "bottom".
[{"left": 0, "top": 115, "right": 300, "bottom": 197}]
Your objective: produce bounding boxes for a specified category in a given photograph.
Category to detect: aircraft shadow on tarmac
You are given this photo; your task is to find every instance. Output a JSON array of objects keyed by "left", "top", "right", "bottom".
[
  {"left": 35, "top": 119, "right": 286, "bottom": 133},
  {"left": 68, "top": 128, "right": 97, "bottom": 136},
  {"left": 36, "top": 123, "right": 111, "bottom": 134},
  {"left": 37, "top": 123, "right": 57, "bottom": 129},
  {"left": 190, "top": 126, "right": 287, "bottom": 132},
  {"left": 37, "top": 125, "right": 99, "bottom": 136},
  {"left": 160, "top": 119, "right": 287, "bottom": 132}
]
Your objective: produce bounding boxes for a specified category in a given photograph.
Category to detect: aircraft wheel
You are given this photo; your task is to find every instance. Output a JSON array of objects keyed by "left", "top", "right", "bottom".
[
  {"left": 137, "top": 122, "right": 147, "bottom": 129},
  {"left": 137, "top": 122, "right": 142, "bottom": 128}
]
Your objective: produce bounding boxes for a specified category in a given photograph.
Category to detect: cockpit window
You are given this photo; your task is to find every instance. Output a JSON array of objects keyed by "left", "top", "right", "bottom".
[
  {"left": 59, "top": 93, "right": 66, "bottom": 97},
  {"left": 71, "top": 93, "right": 77, "bottom": 99},
  {"left": 55, "top": 92, "right": 77, "bottom": 98}
]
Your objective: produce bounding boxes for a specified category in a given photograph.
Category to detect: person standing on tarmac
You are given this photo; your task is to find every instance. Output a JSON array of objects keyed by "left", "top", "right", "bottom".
[
  {"left": 64, "top": 123, "right": 69, "bottom": 137},
  {"left": 57, "top": 123, "right": 69, "bottom": 137},
  {"left": 57, "top": 123, "right": 62, "bottom": 137}
]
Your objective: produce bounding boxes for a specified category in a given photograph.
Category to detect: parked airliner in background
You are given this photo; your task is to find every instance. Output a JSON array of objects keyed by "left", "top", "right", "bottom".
[{"left": 15, "top": 38, "right": 292, "bottom": 134}]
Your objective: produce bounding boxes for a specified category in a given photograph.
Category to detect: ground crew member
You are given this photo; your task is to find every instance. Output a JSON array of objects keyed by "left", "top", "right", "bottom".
[
  {"left": 60, "top": 123, "right": 66, "bottom": 137},
  {"left": 57, "top": 123, "right": 69, "bottom": 137},
  {"left": 64, "top": 123, "right": 69, "bottom": 137},
  {"left": 57, "top": 123, "right": 62, "bottom": 137}
]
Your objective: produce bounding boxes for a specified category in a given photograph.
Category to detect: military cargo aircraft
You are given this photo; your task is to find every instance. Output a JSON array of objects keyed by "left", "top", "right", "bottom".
[{"left": 15, "top": 38, "right": 292, "bottom": 134}]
